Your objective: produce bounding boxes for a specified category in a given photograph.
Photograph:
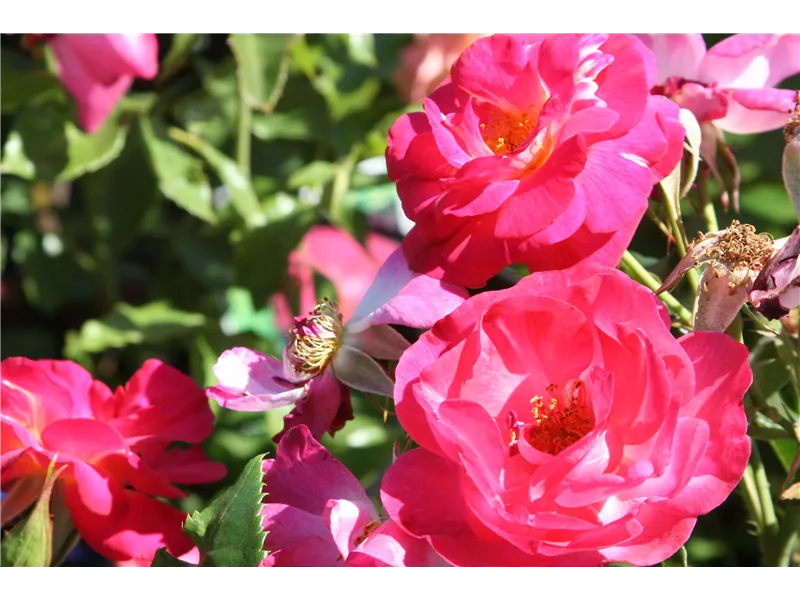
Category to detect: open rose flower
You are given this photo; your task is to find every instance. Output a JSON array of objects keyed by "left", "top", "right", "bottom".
[
  {"left": 387, "top": 33, "right": 685, "bottom": 287},
  {"left": 1, "top": 358, "right": 226, "bottom": 563},
  {"left": 207, "top": 240, "right": 468, "bottom": 441},
  {"left": 395, "top": 34, "right": 489, "bottom": 104},
  {"left": 381, "top": 264, "right": 751, "bottom": 566},
  {"left": 637, "top": 34, "right": 800, "bottom": 209},
  {"left": 260, "top": 424, "right": 442, "bottom": 566},
  {"left": 25, "top": 34, "right": 159, "bottom": 133}
]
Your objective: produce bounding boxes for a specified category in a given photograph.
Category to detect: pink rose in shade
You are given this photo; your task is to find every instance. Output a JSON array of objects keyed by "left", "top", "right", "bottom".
[
  {"left": 272, "top": 225, "right": 400, "bottom": 331},
  {"left": 29, "top": 34, "right": 159, "bottom": 133},
  {"left": 386, "top": 33, "right": 685, "bottom": 288},
  {"left": 0, "top": 358, "right": 226, "bottom": 564},
  {"left": 637, "top": 34, "right": 800, "bottom": 210},
  {"left": 637, "top": 34, "right": 800, "bottom": 135},
  {"left": 395, "top": 34, "right": 489, "bottom": 104},
  {"left": 260, "top": 424, "right": 443, "bottom": 567},
  {"left": 207, "top": 244, "right": 468, "bottom": 441},
  {"left": 381, "top": 265, "right": 752, "bottom": 566}
]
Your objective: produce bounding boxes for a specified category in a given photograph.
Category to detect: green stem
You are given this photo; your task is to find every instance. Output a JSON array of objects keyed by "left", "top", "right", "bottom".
[
  {"left": 773, "top": 508, "right": 799, "bottom": 567},
  {"left": 236, "top": 93, "right": 252, "bottom": 177},
  {"left": 740, "top": 465, "right": 763, "bottom": 530},
  {"left": 702, "top": 195, "right": 720, "bottom": 233},
  {"left": 620, "top": 251, "right": 693, "bottom": 325},
  {"left": 662, "top": 188, "right": 700, "bottom": 294},
  {"left": 751, "top": 442, "right": 779, "bottom": 563}
]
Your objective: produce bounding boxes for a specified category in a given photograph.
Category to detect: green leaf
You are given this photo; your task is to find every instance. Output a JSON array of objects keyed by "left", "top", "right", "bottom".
[
  {"left": 1, "top": 459, "right": 66, "bottom": 567},
  {"left": 661, "top": 545, "right": 689, "bottom": 567},
  {"left": 150, "top": 547, "right": 196, "bottom": 567},
  {"left": 1, "top": 100, "right": 127, "bottom": 181},
  {"left": 169, "top": 127, "right": 264, "bottom": 227},
  {"left": 183, "top": 453, "right": 268, "bottom": 567},
  {"left": 64, "top": 301, "right": 206, "bottom": 357},
  {"left": 233, "top": 207, "right": 316, "bottom": 301},
  {"left": 0, "top": 50, "right": 64, "bottom": 114},
  {"left": 229, "top": 34, "right": 296, "bottom": 114},
  {"left": 157, "top": 34, "right": 202, "bottom": 84},
  {"left": 287, "top": 160, "right": 338, "bottom": 190},
  {"left": 347, "top": 34, "right": 377, "bottom": 67},
  {"left": 140, "top": 118, "right": 216, "bottom": 224}
]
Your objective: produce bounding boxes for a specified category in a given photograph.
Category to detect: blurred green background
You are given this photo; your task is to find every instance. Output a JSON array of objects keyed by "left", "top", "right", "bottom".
[{"left": 1, "top": 34, "right": 798, "bottom": 566}]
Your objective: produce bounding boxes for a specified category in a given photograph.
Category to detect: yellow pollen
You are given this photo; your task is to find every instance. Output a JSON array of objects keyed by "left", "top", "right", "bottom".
[
  {"left": 288, "top": 298, "right": 343, "bottom": 377},
  {"left": 525, "top": 379, "right": 594, "bottom": 455},
  {"left": 480, "top": 108, "right": 536, "bottom": 155}
]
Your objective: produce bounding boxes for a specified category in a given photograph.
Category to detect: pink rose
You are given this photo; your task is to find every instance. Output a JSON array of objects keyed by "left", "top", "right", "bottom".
[
  {"left": 638, "top": 34, "right": 800, "bottom": 135},
  {"left": 1, "top": 358, "right": 225, "bottom": 563},
  {"left": 394, "top": 34, "right": 489, "bottom": 104},
  {"left": 260, "top": 425, "right": 441, "bottom": 566},
  {"left": 387, "top": 33, "right": 685, "bottom": 287},
  {"left": 207, "top": 235, "right": 468, "bottom": 441},
  {"left": 381, "top": 265, "right": 752, "bottom": 566},
  {"left": 42, "top": 34, "right": 159, "bottom": 133}
]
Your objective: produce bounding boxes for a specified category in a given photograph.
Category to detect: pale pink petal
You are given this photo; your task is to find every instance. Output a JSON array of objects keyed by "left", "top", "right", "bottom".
[
  {"left": 699, "top": 34, "right": 800, "bottom": 88},
  {"left": 323, "top": 498, "right": 376, "bottom": 561},
  {"left": 207, "top": 348, "right": 306, "bottom": 412},
  {"left": 714, "top": 87, "right": 800, "bottom": 134},
  {"left": 348, "top": 520, "right": 447, "bottom": 567},
  {"left": 635, "top": 34, "right": 706, "bottom": 81},
  {"left": 347, "top": 247, "right": 469, "bottom": 333}
]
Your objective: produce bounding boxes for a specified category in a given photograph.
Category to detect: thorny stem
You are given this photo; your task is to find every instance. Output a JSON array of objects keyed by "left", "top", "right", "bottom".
[
  {"left": 773, "top": 508, "right": 799, "bottom": 567},
  {"left": 620, "top": 251, "right": 692, "bottom": 326},
  {"left": 740, "top": 465, "right": 763, "bottom": 535}
]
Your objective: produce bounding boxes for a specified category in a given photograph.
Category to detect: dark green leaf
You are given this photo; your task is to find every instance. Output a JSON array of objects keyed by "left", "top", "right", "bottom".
[
  {"left": 1, "top": 100, "right": 127, "bottom": 181},
  {"left": 140, "top": 118, "right": 216, "bottom": 224},
  {"left": 183, "top": 453, "right": 267, "bottom": 567},
  {"left": 229, "top": 34, "right": 296, "bottom": 113},
  {"left": 150, "top": 547, "right": 196, "bottom": 567},
  {"left": 233, "top": 207, "right": 316, "bottom": 301},
  {"left": 157, "top": 34, "right": 202, "bottom": 84},
  {"left": 287, "top": 161, "right": 338, "bottom": 190},
  {"left": 1, "top": 459, "right": 65, "bottom": 567},
  {"left": 0, "top": 50, "right": 64, "bottom": 114},
  {"left": 169, "top": 127, "right": 264, "bottom": 227},
  {"left": 64, "top": 301, "right": 206, "bottom": 357}
]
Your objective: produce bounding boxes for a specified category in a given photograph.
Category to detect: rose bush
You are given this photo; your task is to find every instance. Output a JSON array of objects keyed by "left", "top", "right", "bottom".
[{"left": 381, "top": 264, "right": 752, "bottom": 566}]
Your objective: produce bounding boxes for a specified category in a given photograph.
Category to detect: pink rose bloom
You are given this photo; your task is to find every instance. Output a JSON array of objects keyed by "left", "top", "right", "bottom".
[
  {"left": 1, "top": 358, "right": 225, "bottom": 563},
  {"left": 40, "top": 34, "right": 159, "bottom": 133},
  {"left": 395, "top": 34, "right": 488, "bottom": 104},
  {"left": 381, "top": 265, "right": 752, "bottom": 566},
  {"left": 207, "top": 232, "right": 468, "bottom": 441},
  {"left": 260, "top": 424, "right": 442, "bottom": 566},
  {"left": 387, "top": 33, "right": 685, "bottom": 287},
  {"left": 637, "top": 34, "right": 800, "bottom": 135}
]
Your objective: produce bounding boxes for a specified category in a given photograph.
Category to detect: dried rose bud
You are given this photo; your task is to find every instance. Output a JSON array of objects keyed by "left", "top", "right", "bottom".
[
  {"left": 750, "top": 226, "right": 800, "bottom": 320},
  {"left": 658, "top": 220, "right": 774, "bottom": 331}
]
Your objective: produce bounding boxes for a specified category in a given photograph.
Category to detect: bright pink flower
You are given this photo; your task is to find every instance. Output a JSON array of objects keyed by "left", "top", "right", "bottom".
[
  {"left": 1, "top": 358, "right": 225, "bottom": 563},
  {"left": 386, "top": 33, "right": 685, "bottom": 287},
  {"left": 395, "top": 34, "right": 489, "bottom": 104},
  {"left": 207, "top": 240, "right": 468, "bottom": 441},
  {"left": 381, "top": 265, "right": 752, "bottom": 566},
  {"left": 42, "top": 34, "right": 159, "bottom": 133},
  {"left": 260, "top": 424, "right": 442, "bottom": 566},
  {"left": 638, "top": 34, "right": 800, "bottom": 135}
]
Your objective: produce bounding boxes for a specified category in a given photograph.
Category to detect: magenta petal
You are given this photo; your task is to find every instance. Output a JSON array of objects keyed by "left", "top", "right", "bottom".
[
  {"left": 347, "top": 247, "right": 468, "bottom": 333},
  {"left": 207, "top": 347, "right": 306, "bottom": 412},
  {"left": 261, "top": 503, "right": 341, "bottom": 566},
  {"left": 279, "top": 370, "right": 351, "bottom": 441},
  {"left": 263, "top": 424, "right": 371, "bottom": 514}
]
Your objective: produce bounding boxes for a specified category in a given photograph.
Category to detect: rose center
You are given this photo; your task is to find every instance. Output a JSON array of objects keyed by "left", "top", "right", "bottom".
[
  {"left": 287, "top": 297, "right": 343, "bottom": 377},
  {"left": 524, "top": 379, "right": 594, "bottom": 455},
  {"left": 480, "top": 107, "right": 536, "bottom": 155}
]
